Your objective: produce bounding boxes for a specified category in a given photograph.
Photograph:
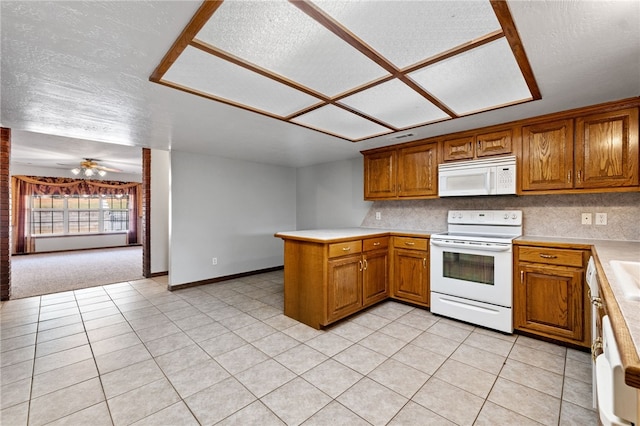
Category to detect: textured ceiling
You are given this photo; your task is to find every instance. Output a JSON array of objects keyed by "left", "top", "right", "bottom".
[{"left": 1, "top": 1, "right": 639, "bottom": 168}]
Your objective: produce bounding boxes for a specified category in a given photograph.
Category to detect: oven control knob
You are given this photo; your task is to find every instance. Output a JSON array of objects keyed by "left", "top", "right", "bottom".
[
  {"left": 504, "top": 213, "right": 509, "bottom": 219},
  {"left": 511, "top": 213, "right": 518, "bottom": 219}
]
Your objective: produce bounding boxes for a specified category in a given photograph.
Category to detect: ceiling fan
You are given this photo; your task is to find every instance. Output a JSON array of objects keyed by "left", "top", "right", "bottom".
[{"left": 67, "top": 158, "right": 122, "bottom": 177}]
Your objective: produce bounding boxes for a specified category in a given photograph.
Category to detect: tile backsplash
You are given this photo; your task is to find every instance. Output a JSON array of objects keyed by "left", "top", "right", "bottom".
[{"left": 360, "top": 192, "right": 640, "bottom": 241}]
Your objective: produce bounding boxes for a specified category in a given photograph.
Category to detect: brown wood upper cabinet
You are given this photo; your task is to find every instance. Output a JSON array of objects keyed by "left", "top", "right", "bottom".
[
  {"left": 363, "top": 142, "right": 438, "bottom": 200},
  {"left": 575, "top": 108, "right": 639, "bottom": 189},
  {"left": 522, "top": 107, "right": 639, "bottom": 192},
  {"left": 442, "top": 129, "right": 513, "bottom": 162},
  {"left": 521, "top": 119, "right": 575, "bottom": 191}
]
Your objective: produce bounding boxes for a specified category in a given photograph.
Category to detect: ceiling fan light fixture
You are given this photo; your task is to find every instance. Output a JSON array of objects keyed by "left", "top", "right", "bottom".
[
  {"left": 71, "top": 168, "right": 81, "bottom": 175},
  {"left": 97, "top": 170, "right": 107, "bottom": 177}
]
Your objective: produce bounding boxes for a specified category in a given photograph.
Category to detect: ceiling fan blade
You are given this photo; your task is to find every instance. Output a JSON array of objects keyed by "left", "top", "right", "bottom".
[{"left": 96, "top": 166, "right": 122, "bottom": 173}]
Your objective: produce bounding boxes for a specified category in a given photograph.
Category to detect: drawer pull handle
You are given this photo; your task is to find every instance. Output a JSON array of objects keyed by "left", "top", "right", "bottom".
[
  {"left": 342, "top": 247, "right": 351, "bottom": 251},
  {"left": 423, "top": 258, "right": 427, "bottom": 268},
  {"left": 520, "top": 270, "right": 524, "bottom": 283},
  {"left": 373, "top": 242, "right": 381, "bottom": 246},
  {"left": 405, "top": 241, "right": 416, "bottom": 246},
  {"left": 363, "top": 259, "right": 368, "bottom": 270},
  {"left": 359, "top": 260, "right": 363, "bottom": 271},
  {"left": 539, "top": 254, "right": 557, "bottom": 259}
]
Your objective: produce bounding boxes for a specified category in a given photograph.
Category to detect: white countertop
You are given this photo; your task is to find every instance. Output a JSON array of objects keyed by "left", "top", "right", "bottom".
[{"left": 275, "top": 227, "right": 434, "bottom": 242}]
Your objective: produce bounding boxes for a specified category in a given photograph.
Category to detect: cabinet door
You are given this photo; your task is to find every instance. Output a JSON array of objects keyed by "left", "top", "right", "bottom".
[
  {"left": 363, "top": 249, "right": 389, "bottom": 307},
  {"left": 327, "top": 255, "right": 363, "bottom": 322},
  {"left": 392, "top": 249, "right": 429, "bottom": 305},
  {"left": 364, "top": 150, "right": 396, "bottom": 199},
  {"left": 521, "top": 119, "right": 574, "bottom": 191},
  {"left": 514, "top": 264, "right": 585, "bottom": 344},
  {"left": 397, "top": 143, "right": 438, "bottom": 197},
  {"left": 442, "top": 136, "right": 474, "bottom": 162},
  {"left": 575, "top": 108, "right": 639, "bottom": 188},
  {"left": 476, "top": 129, "right": 513, "bottom": 158}
]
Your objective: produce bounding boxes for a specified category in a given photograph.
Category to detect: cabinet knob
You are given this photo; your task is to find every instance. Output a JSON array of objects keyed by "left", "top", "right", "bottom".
[
  {"left": 577, "top": 170, "right": 581, "bottom": 183},
  {"left": 591, "top": 296, "right": 603, "bottom": 309},
  {"left": 520, "top": 270, "right": 524, "bottom": 283},
  {"left": 423, "top": 258, "right": 426, "bottom": 268},
  {"left": 591, "top": 337, "right": 603, "bottom": 361},
  {"left": 363, "top": 259, "right": 368, "bottom": 270},
  {"left": 359, "top": 260, "right": 363, "bottom": 271},
  {"left": 567, "top": 170, "right": 571, "bottom": 183}
]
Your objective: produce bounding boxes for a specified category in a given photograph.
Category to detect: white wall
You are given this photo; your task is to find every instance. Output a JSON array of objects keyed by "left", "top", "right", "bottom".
[
  {"left": 34, "top": 233, "right": 127, "bottom": 252},
  {"left": 150, "top": 149, "right": 170, "bottom": 274},
  {"left": 169, "top": 151, "right": 296, "bottom": 287},
  {"left": 295, "top": 157, "right": 372, "bottom": 230}
]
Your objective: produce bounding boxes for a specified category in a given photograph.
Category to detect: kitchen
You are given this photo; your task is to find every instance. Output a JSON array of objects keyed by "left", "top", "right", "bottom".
[
  {"left": 276, "top": 97, "right": 640, "bottom": 424},
  {"left": 2, "top": 0, "right": 640, "bottom": 424}
]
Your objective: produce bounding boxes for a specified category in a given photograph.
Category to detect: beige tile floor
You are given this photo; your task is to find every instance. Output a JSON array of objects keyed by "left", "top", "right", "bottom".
[{"left": 0, "top": 270, "right": 598, "bottom": 425}]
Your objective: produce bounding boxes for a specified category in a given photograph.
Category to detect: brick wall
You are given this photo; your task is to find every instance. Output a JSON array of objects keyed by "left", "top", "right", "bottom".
[
  {"left": 1, "top": 128, "right": 11, "bottom": 300},
  {"left": 142, "top": 148, "right": 151, "bottom": 278}
]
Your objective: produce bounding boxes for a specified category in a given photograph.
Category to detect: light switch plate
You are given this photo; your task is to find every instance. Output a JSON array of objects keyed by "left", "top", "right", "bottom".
[
  {"left": 596, "top": 213, "right": 607, "bottom": 225},
  {"left": 581, "top": 213, "right": 592, "bottom": 225}
]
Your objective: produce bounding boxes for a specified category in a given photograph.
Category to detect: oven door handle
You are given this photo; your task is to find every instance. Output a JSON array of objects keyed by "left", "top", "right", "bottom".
[{"left": 430, "top": 240, "right": 511, "bottom": 252}]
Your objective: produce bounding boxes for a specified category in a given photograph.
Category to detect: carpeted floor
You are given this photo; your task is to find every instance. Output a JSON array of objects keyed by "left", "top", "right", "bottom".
[{"left": 10, "top": 246, "right": 143, "bottom": 299}]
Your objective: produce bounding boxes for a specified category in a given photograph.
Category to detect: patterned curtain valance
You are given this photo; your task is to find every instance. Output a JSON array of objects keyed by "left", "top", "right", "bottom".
[{"left": 14, "top": 175, "right": 140, "bottom": 196}]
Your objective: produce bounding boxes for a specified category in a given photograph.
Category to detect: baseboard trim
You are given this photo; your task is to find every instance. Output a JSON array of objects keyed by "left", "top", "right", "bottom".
[
  {"left": 169, "top": 266, "right": 283, "bottom": 291},
  {"left": 149, "top": 271, "right": 168, "bottom": 278}
]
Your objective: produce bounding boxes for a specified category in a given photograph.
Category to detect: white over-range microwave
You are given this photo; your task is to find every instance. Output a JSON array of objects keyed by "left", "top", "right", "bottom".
[{"left": 438, "top": 155, "right": 517, "bottom": 197}]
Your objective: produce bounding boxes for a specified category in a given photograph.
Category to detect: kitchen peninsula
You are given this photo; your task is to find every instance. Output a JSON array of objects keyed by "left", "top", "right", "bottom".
[{"left": 274, "top": 228, "right": 433, "bottom": 330}]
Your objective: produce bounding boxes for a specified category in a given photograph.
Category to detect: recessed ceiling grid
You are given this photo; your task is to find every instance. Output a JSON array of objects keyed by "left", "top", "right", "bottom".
[{"left": 150, "top": 0, "right": 540, "bottom": 142}]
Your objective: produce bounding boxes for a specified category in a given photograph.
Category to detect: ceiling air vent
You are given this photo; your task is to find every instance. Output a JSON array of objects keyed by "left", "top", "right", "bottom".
[{"left": 391, "top": 133, "right": 415, "bottom": 140}]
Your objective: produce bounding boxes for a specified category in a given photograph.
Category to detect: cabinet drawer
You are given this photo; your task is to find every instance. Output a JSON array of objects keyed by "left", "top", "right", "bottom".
[
  {"left": 328, "top": 241, "right": 362, "bottom": 258},
  {"left": 518, "top": 246, "right": 584, "bottom": 267},
  {"left": 393, "top": 237, "right": 428, "bottom": 251},
  {"left": 363, "top": 237, "right": 389, "bottom": 252}
]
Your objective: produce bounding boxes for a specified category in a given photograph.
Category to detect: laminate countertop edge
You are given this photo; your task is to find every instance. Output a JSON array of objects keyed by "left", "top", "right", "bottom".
[
  {"left": 516, "top": 236, "right": 640, "bottom": 388},
  {"left": 274, "top": 228, "right": 436, "bottom": 243}
]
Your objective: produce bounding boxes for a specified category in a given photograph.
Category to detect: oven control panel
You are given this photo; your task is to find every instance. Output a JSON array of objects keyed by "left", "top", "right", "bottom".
[{"left": 448, "top": 210, "right": 522, "bottom": 225}]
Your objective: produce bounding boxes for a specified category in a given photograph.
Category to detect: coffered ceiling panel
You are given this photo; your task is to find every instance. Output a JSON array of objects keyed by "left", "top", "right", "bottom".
[
  {"left": 195, "top": 0, "right": 390, "bottom": 96},
  {"left": 150, "top": 0, "right": 540, "bottom": 142},
  {"left": 339, "top": 79, "right": 450, "bottom": 129},
  {"left": 163, "top": 46, "right": 322, "bottom": 117},
  {"left": 409, "top": 38, "right": 532, "bottom": 115},
  {"left": 291, "top": 104, "right": 392, "bottom": 140},
  {"left": 313, "top": 0, "right": 501, "bottom": 69}
]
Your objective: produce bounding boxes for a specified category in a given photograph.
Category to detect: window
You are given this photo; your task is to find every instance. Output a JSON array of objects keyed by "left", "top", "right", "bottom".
[{"left": 31, "top": 194, "right": 129, "bottom": 235}]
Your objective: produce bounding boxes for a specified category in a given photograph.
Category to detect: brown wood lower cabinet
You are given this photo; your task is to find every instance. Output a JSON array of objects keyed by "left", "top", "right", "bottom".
[
  {"left": 283, "top": 236, "right": 389, "bottom": 329},
  {"left": 514, "top": 244, "right": 590, "bottom": 347},
  {"left": 391, "top": 237, "right": 429, "bottom": 306},
  {"left": 327, "top": 253, "right": 363, "bottom": 323}
]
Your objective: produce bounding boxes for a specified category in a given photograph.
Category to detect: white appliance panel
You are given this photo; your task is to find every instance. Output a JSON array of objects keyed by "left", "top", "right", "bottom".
[{"left": 431, "top": 292, "right": 513, "bottom": 333}]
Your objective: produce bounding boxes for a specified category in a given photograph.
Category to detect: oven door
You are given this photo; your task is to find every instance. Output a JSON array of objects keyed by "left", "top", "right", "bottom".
[{"left": 430, "top": 239, "right": 512, "bottom": 307}]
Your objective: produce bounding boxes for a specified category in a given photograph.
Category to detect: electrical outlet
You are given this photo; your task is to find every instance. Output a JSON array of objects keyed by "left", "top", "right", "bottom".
[
  {"left": 581, "top": 213, "right": 592, "bottom": 225},
  {"left": 375, "top": 212, "right": 381, "bottom": 220},
  {"left": 212, "top": 257, "right": 218, "bottom": 265},
  {"left": 596, "top": 213, "right": 607, "bottom": 225}
]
